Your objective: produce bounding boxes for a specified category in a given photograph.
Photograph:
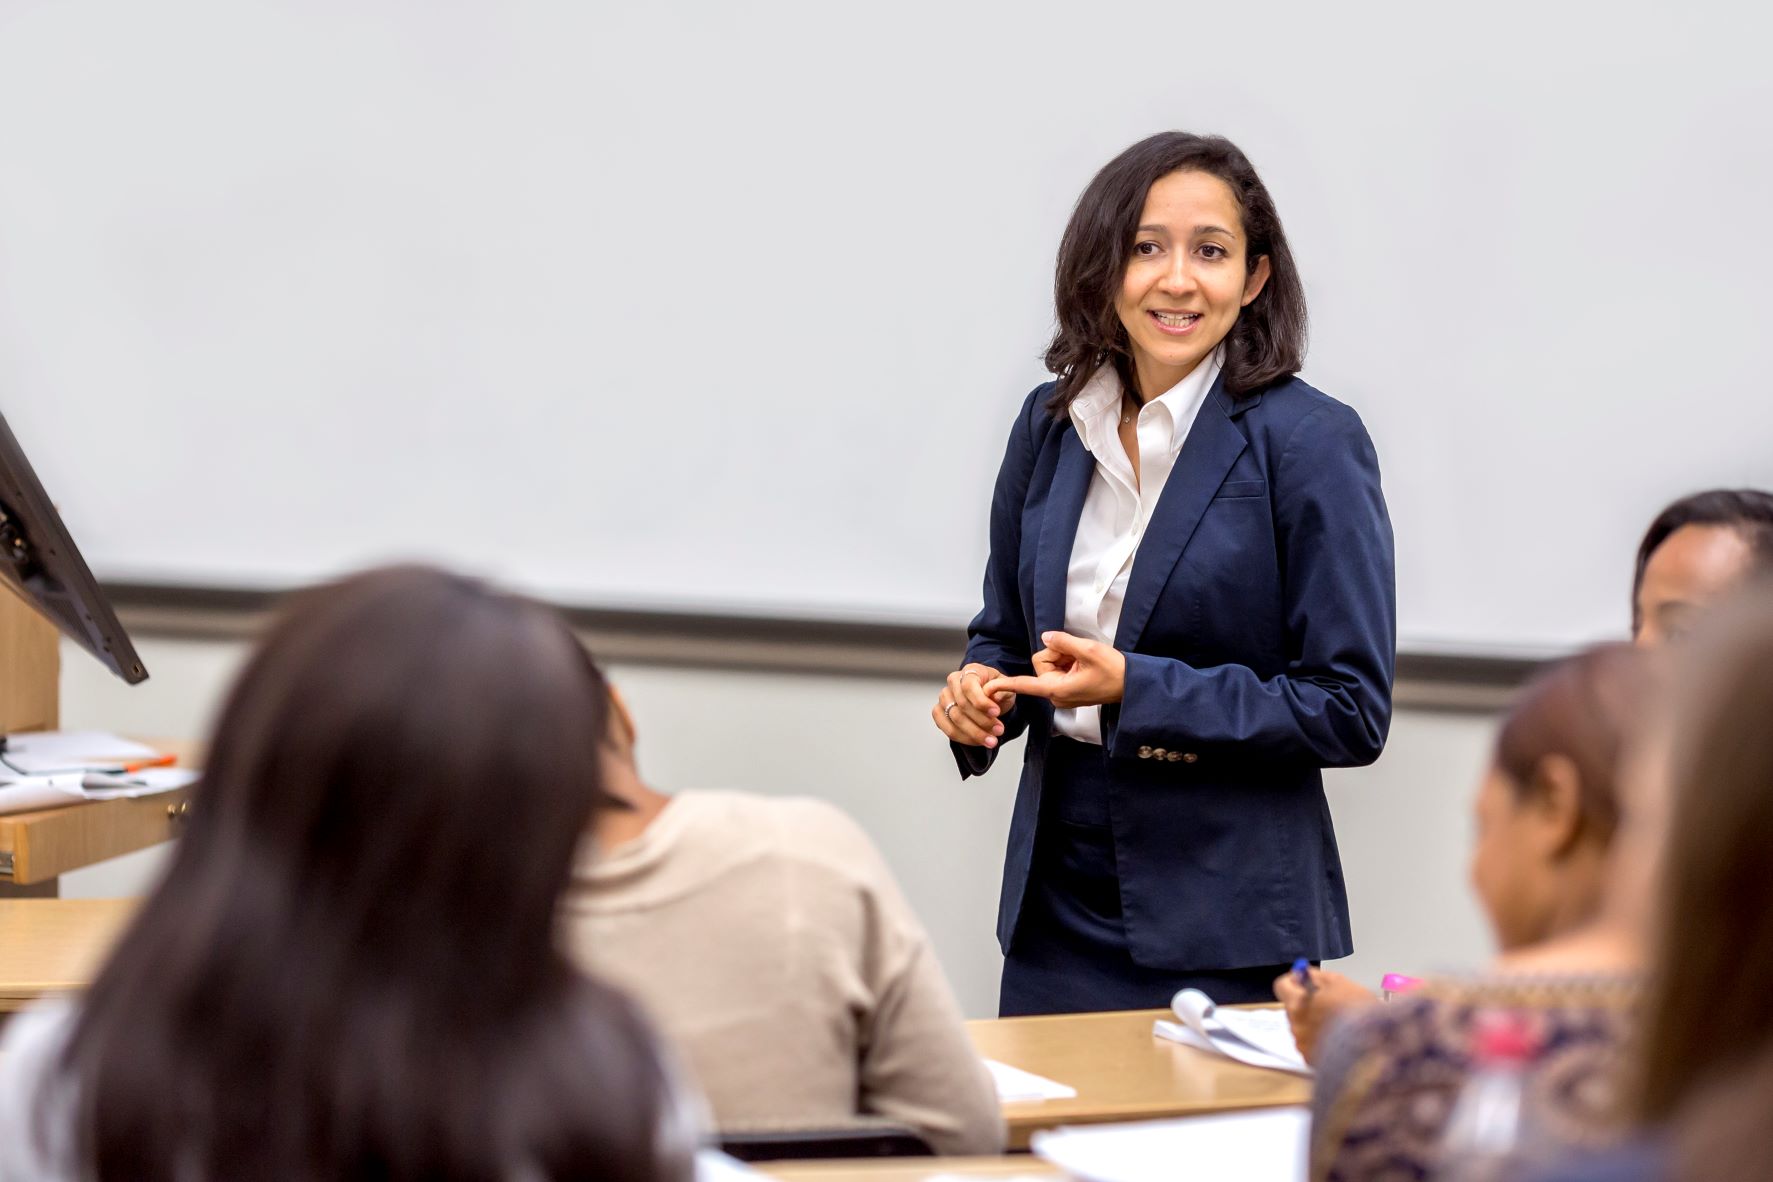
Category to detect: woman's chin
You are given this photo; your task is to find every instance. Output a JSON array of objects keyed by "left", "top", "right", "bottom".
[{"left": 1132, "top": 342, "right": 1212, "bottom": 383}]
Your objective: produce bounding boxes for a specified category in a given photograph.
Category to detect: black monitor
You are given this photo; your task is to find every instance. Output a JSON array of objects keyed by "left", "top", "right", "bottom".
[{"left": 0, "top": 413, "right": 147, "bottom": 685}]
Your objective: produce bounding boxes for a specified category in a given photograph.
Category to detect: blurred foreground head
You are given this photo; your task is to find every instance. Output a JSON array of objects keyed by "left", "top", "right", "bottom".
[
  {"left": 58, "top": 565, "right": 687, "bottom": 1182},
  {"left": 185, "top": 562, "right": 614, "bottom": 945},
  {"left": 1637, "top": 582, "right": 1773, "bottom": 1182}
]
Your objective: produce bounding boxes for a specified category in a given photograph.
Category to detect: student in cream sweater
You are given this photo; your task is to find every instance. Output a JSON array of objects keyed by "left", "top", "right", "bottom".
[{"left": 561, "top": 687, "right": 1005, "bottom": 1156}]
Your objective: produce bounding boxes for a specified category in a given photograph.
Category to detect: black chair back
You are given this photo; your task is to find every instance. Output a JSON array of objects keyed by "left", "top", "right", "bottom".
[{"left": 717, "top": 1122, "right": 935, "bottom": 1163}]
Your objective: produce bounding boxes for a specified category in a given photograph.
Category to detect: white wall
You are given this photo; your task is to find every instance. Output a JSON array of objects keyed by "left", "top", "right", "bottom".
[
  {"left": 60, "top": 634, "right": 1495, "bottom": 1017},
  {"left": 4, "top": 0, "right": 1771, "bottom": 653}
]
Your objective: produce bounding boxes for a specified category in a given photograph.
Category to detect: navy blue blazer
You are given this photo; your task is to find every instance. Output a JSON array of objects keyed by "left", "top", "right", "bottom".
[{"left": 954, "top": 373, "right": 1396, "bottom": 972}]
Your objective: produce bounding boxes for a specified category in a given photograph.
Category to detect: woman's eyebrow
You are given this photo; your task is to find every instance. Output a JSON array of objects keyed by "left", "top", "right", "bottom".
[{"left": 1138, "top": 222, "right": 1240, "bottom": 238}]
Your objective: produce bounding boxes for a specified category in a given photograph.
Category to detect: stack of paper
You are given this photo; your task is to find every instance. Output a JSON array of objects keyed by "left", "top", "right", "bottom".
[
  {"left": 1032, "top": 1107, "right": 1310, "bottom": 1182},
  {"left": 0, "top": 731, "right": 199, "bottom": 816},
  {"left": 1153, "top": 989, "right": 1312, "bottom": 1075}
]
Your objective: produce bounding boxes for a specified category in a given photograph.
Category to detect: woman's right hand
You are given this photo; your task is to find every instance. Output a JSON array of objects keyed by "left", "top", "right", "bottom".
[
  {"left": 932, "top": 663, "right": 1016, "bottom": 748},
  {"left": 1272, "top": 967, "right": 1378, "bottom": 1066}
]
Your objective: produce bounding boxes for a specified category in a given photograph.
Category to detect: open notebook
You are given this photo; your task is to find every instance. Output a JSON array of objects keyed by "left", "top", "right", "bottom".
[{"left": 1153, "top": 988, "right": 1312, "bottom": 1076}]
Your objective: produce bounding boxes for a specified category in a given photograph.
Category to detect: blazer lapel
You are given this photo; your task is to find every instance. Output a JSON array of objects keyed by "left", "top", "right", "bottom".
[
  {"left": 1034, "top": 427, "right": 1095, "bottom": 641},
  {"left": 1112, "top": 388, "right": 1249, "bottom": 651}
]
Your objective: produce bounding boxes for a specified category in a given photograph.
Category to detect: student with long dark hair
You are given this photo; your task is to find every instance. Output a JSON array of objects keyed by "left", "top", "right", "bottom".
[
  {"left": 931, "top": 131, "right": 1395, "bottom": 1014},
  {"left": 0, "top": 566, "right": 695, "bottom": 1182},
  {"left": 1532, "top": 586, "right": 1773, "bottom": 1182}
]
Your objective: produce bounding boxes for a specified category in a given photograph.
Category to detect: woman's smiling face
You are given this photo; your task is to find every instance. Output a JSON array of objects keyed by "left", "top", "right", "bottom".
[{"left": 1115, "top": 169, "right": 1270, "bottom": 398}]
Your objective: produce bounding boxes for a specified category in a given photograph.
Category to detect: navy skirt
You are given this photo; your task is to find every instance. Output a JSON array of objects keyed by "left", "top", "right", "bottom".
[{"left": 998, "top": 737, "right": 1292, "bottom": 1017}]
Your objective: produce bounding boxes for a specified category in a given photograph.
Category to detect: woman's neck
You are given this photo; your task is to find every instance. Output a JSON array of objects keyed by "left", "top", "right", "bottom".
[
  {"left": 1128, "top": 353, "right": 1202, "bottom": 405},
  {"left": 594, "top": 764, "right": 671, "bottom": 851},
  {"left": 1492, "top": 918, "right": 1644, "bottom": 976}
]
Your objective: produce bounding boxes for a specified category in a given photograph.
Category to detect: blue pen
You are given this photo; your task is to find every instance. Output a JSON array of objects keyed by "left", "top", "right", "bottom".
[{"left": 1291, "top": 957, "right": 1317, "bottom": 997}]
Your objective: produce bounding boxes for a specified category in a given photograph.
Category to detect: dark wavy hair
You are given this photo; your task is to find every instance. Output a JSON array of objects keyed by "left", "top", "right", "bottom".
[
  {"left": 1043, "top": 131, "right": 1307, "bottom": 415},
  {"left": 1635, "top": 584, "right": 1773, "bottom": 1182},
  {"left": 1632, "top": 488, "right": 1773, "bottom": 632},
  {"left": 44, "top": 565, "right": 690, "bottom": 1182}
]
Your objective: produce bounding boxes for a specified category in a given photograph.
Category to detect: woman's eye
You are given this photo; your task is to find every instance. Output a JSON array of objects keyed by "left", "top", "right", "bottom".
[
  {"left": 1198, "top": 243, "right": 1228, "bottom": 260},
  {"left": 1134, "top": 241, "right": 1161, "bottom": 256}
]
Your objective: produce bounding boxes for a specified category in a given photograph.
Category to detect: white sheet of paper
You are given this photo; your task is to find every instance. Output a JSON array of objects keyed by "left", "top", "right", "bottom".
[
  {"left": 1, "top": 731, "right": 160, "bottom": 774},
  {"left": 1154, "top": 989, "right": 1312, "bottom": 1076},
  {"left": 0, "top": 775, "right": 88, "bottom": 816},
  {"left": 0, "top": 767, "right": 197, "bottom": 814},
  {"left": 985, "top": 1057, "right": 1078, "bottom": 1102},
  {"left": 1032, "top": 1107, "right": 1310, "bottom": 1182},
  {"left": 692, "top": 1150, "right": 766, "bottom": 1182}
]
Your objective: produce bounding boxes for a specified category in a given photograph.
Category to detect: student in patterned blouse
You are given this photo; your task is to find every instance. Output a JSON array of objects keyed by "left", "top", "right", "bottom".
[{"left": 1280, "top": 644, "right": 1665, "bottom": 1182}]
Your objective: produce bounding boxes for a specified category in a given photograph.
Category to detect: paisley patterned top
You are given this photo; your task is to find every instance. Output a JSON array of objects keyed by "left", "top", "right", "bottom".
[{"left": 1309, "top": 973, "right": 1641, "bottom": 1182}]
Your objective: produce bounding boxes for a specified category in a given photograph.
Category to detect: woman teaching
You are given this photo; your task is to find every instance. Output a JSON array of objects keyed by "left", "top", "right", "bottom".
[{"left": 933, "top": 132, "right": 1396, "bottom": 1016}]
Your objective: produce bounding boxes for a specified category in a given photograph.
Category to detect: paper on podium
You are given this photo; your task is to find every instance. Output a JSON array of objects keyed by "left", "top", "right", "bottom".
[
  {"left": 0, "top": 731, "right": 160, "bottom": 773},
  {"left": 78, "top": 767, "right": 202, "bottom": 799},
  {"left": 0, "top": 732, "right": 198, "bottom": 814},
  {"left": 985, "top": 1057, "right": 1077, "bottom": 1102},
  {"left": 1033, "top": 1107, "right": 1309, "bottom": 1182},
  {"left": 0, "top": 774, "right": 87, "bottom": 815},
  {"left": 0, "top": 767, "right": 200, "bottom": 816},
  {"left": 1153, "top": 989, "right": 1312, "bottom": 1076}
]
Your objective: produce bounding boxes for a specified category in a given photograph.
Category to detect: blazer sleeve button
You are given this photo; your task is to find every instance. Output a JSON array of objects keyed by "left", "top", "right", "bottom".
[
  {"left": 1181, "top": 752, "right": 1199, "bottom": 764},
  {"left": 1151, "top": 747, "right": 1168, "bottom": 760},
  {"left": 1137, "top": 745, "right": 1154, "bottom": 759}
]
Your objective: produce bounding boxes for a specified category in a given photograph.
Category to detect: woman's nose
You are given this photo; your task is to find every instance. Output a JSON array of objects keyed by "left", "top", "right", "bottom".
[{"left": 1159, "top": 258, "right": 1195, "bottom": 294}]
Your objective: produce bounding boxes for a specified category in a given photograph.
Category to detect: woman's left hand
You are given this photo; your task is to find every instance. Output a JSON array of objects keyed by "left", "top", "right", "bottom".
[{"left": 982, "top": 631, "right": 1126, "bottom": 709}]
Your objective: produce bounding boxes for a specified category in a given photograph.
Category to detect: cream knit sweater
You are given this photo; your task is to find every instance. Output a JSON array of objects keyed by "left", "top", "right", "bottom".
[{"left": 561, "top": 790, "right": 1004, "bottom": 1156}]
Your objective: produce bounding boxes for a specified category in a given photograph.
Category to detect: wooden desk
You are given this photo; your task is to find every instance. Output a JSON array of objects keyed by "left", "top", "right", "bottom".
[
  {"left": 765, "top": 1159, "right": 1059, "bottom": 1182},
  {"left": 0, "top": 898, "right": 138, "bottom": 1013},
  {"left": 968, "top": 1007, "right": 1310, "bottom": 1149},
  {"left": 0, "top": 739, "right": 200, "bottom": 890}
]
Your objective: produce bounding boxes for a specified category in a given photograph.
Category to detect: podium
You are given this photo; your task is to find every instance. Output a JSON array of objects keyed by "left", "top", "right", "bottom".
[{"left": 0, "top": 586, "right": 192, "bottom": 895}]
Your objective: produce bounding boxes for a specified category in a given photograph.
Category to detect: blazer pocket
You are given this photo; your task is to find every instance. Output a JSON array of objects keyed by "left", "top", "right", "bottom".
[{"left": 1213, "top": 479, "right": 1268, "bottom": 500}]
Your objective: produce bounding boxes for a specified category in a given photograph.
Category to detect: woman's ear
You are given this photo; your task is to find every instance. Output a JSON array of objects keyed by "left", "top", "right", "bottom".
[
  {"left": 607, "top": 685, "right": 638, "bottom": 754},
  {"left": 1528, "top": 752, "right": 1588, "bottom": 858},
  {"left": 1241, "top": 255, "right": 1272, "bottom": 307}
]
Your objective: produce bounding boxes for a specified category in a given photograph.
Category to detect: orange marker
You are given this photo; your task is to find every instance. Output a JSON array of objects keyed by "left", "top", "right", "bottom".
[{"left": 114, "top": 753, "right": 178, "bottom": 773}]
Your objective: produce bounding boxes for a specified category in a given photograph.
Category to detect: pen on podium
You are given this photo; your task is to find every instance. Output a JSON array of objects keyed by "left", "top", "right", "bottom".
[
  {"left": 1291, "top": 957, "right": 1316, "bottom": 998},
  {"left": 102, "top": 753, "right": 178, "bottom": 774}
]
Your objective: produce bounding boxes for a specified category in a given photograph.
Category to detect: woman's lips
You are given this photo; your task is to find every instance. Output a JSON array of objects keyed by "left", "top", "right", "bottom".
[{"left": 1149, "top": 310, "right": 1201, "bottom": 336}]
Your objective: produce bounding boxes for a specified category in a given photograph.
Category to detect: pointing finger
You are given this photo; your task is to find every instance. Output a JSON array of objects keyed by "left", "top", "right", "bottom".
[{"left": 984, "top": 675, "right": 1049, "bottom": 699}]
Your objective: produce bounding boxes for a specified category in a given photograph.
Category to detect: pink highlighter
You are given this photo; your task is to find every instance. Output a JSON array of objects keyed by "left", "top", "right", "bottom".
[{"left": 1381, "top": 973, "right": 1423, "bottom": 1001}]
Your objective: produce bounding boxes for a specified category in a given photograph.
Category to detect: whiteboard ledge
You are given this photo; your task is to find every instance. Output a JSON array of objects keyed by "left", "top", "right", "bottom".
[{"left": 94, "top": 581, "right": 1544, "bottom": 711}]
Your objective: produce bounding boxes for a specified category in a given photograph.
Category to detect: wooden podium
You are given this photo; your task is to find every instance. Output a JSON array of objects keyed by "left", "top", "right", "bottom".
[
  {"left": 0, "top": 580, "right": 58, "bottom": 735},
  {"left": 0, "top": 585, "right": 192, "bottom": 895}
]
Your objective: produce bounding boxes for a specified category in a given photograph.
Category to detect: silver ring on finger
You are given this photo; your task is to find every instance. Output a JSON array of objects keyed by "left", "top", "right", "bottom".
[{"left": 943, "top": 701, "right": 957, "bottom": 721}]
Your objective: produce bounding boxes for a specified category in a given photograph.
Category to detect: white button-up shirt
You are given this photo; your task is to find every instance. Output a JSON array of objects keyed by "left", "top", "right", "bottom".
[{"left": 1054, "top": 350, "right": 1222, "bottom": 743}]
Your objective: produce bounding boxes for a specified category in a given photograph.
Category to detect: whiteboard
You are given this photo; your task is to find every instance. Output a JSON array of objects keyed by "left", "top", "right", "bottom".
[{"left": 3, "top": 0, "right": 1769, "bottom": 654}]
